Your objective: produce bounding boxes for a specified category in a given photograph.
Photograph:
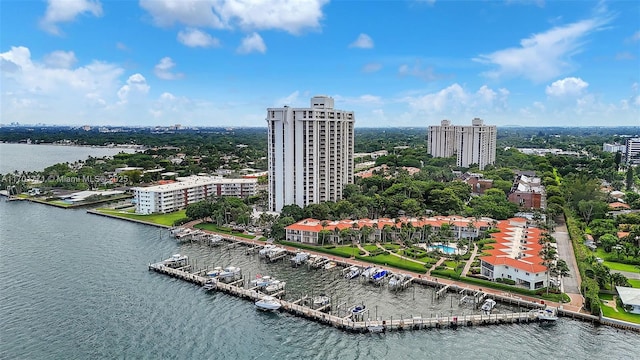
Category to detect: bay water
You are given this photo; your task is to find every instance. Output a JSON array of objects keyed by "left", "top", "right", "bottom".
[{"left": 0, "top": 144, "right": 638, "bottom": 359}]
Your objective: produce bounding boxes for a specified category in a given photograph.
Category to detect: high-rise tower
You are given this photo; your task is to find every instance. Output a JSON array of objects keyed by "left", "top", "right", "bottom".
[{"left": 267, "top": 96, "right": 355, "bottom": 212}]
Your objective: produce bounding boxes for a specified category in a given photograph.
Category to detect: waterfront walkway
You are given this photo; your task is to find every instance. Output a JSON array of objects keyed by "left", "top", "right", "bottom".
[{"left": 461, "top": 244, "right": 479, "bottom": 277}]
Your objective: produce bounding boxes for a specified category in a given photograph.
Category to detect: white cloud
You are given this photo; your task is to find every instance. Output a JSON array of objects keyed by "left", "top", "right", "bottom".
[
  {"left": 237, "top": 33, "right": 266, "bottom": 54},
  {"left": 177, "top": 28, "right": 221, "bottom": 48},
  {"left": 117, "top": 74, "right": 150, "bottom": 104},
  {"left": 545, "top": 77, "right": 589, "bottom": 97},
  {"left": 154, "top": 57, "right": 184, "bottom": 80},
  {"left": 362, "top": 63, "right": 382, "bottom": 73},
  {"left": 630, "top": 31, "right": 640, "bottom": 42},
  {"left": 349, "top": 33, "right": 374, "bottom": 49},
  {"left": 40, "top": 0, "right": 103, "bottom": 35},
  {"left": 474, "top": 13, "right": 612, "bottom": 82},
  {"left": 140, "top": 0, "right": 328, "bottom": 34},
  {"left": 398, "top": 61, "right": 446, "bottom": 81},
  {"left": 116, "top": 42, "right": 129, "bottom": 51},
  {"left": 615, "top": 51, "right": 636, "bottom": 61},
  {"left": 400, "top": 83, "right": 510, "bottom": 118},
  {"left": 275, "top": 91, "right": 300, "bottom": 106},
  {"left": 43, "top": 51, "right": 77, "bottom": 69},
  {"left": 1, "top": 46, "right": 123, "bottom": 94}
]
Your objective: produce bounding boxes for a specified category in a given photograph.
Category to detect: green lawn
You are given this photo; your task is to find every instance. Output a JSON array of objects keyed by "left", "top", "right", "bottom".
[
  {"left": 363, "top": 254, "right": 428, "bottom": 273},
  {"left": 362, "top": 244, "right": 379, "bottom": 252},
  {"left": 193, "top": 223, "right": 257, "bottom": 239},
  {"left": 605, "top": 261, "right": 640, "bottom": 273},
  {"left": 601, "top": 301, "right": 640, "bottom": 324},
  {"left": 96, "top": 208, "right": 187, "bottom": 226},
  {"left": 598, "top": 293, "right": 615, "bottom": 301},
  {"left": 628, "top": 279, "right": 640, "bottom": 288}
]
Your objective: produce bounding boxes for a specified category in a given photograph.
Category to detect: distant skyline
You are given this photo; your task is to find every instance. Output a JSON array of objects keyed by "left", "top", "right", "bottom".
[{"left": 1, "top": 0, "right": 639, "bottom": 128}]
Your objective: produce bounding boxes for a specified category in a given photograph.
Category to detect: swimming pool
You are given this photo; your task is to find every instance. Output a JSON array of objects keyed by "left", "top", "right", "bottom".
[{"left": 428, "top": 245, "right": 457, "bottom": 254}]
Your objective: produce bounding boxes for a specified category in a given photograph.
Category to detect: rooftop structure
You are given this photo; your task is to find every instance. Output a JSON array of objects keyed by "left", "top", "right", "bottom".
[
  {"left": 479, "top": 218, "right": 548, "bottom": 290},
  {"left": 508, "top": 174, "right": 545, "bottom": 209},
  {"left": 616, "top": 286, "right": 640, "bottom": 314}
]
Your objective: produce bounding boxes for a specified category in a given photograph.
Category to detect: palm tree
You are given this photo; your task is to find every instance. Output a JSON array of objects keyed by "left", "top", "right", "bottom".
[
  {"left": 360, "top": 225, "right": 373, "bottom": 244},
  {"left": 320, "top": 220, "right": 329, "bottom": 246},
  {"left": 382, "top": 225, "right": 393, "bottom": 244}
]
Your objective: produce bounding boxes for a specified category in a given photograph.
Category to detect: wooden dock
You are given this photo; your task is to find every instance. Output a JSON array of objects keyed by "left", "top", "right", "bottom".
[{"left": 148, "top": 261, "right": 546, "bottom": 333}]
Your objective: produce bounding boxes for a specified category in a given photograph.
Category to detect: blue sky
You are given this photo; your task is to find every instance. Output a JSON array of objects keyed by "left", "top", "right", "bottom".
[{"left": 1, "top": 0, "right": 639, "bottom": 128}]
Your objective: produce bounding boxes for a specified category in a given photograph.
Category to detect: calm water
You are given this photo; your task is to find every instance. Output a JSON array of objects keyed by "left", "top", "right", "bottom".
[
  {"left": 0, "top": 143, "right": 136, "bottom": 173},
  {"left": 1, "top": 202, "right": 639, "bottom": 359},
  {"left": 1, "top": 147, "right": 639, "bottom": 359}
]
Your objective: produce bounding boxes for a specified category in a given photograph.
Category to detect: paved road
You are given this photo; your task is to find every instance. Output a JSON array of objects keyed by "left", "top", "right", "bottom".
[{"left": 553, "top": 221, "right": 581, "bottom": 294}]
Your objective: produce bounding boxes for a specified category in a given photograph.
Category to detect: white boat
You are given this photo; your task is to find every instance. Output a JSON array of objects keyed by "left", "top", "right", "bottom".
[
  {"left": 361, "top": 267, "right": 378, "bottom": 278},
  {"left": 312, "top": 294, "right": 330, "bottom": 308},
  {"left": 218, "top": 266, "right": 242, "bottom": 283},
  {"left": 388, "top": 273, "right": 411, "bottom": 289},
  {"left": 367, "top": 324, "right": 385, "bottom": 333},
  {"left": 163, "top": 254, "right": 188, "bottom": 268},
  {"left": 534, "top": 306, "right": 558, "bottom": 321},
  {"left": 264, "top": 280, "right": 286, "bottom": 293},
  {"left": 206, "top": 266, "right": 224, "bottom": 278},
  {"left": 255, "top": 296, "right": 281, "bottom": 311},
  {"left": 203, "top": 278, "right": 217, "bottom": 291},
  {"left": 306, "top": 254, "right": 319, "bottom": 265},
  {"left": 209, "top": 235, "right": 224, "bottom": 246},
  {"left": 265, "top": 247, "right": 287, "bottom": 260},
  {"left": 344, "top": 266, "right": 361, "bottom": 279},
  {"left": 259, "top": 245, "right": 277, "bottom": 257},
  {"left": 249, "top": 275, "right": 273, "bottom": 288},
  {"left": 290, "top": 252, "right": 309, "bottom": 267},
  {"left": 324, "top": 261, "right": 337, "bottom": 270},
  {"left": 481, "top": 299, "right": 497, "bottom": 314}
]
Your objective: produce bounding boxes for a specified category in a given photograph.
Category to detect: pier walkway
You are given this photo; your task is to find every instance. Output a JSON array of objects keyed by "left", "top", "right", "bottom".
[{"left": 148, "top": 261, "right": 545, "bottom": 333}]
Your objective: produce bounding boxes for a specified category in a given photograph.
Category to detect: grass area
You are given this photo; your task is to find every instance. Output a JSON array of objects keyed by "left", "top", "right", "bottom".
[
  {"left": 382, "top": 244, "right": 401, "bottom": 251},
  {"left": 278, "top": 241, "right": 427, "bottom": 273},
  {"left": 362, "top": 244, "right": 379, "bottom": 252},
  {"left": 96, "top": 208, "right": 187, "bottom": 226},
  {"left": 599, "top": 293, "right": 615, "bottom": 301},
  {"left": 363, "top": 254, "right": 428, "bottom": 273},
  {"left": 48, "top": 200, "right": 73, "bottom": 207},
  {"left": 628, "top": 279, "right": 640, "bottom": 288},
  {"left": 193, "top": 223, "right": 257, "bottom": 239},
  {"left": 604, "top": 261, "right": 640, "bottom": 273},
  {"left": 601, "top": 300, "right": 640, "bottom": 324}
]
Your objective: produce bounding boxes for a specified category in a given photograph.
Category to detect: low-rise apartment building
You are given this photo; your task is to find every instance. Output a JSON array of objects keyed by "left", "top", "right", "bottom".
[
  {"left": 133, "top": 175, "right": 257, "bottom": 214},
  {"left": 479, "top": 218, "right": 548, "bottom": 290}
]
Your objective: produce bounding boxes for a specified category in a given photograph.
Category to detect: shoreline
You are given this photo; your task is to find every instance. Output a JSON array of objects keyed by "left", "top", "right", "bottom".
[{"left": 86, "top": 209, "right": 171, "bottom": 228}]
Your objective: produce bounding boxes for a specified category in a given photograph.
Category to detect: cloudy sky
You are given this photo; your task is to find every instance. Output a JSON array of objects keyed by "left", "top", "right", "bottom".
[{"left": 1, "top": 0, "right": 638, "bottom": 127}]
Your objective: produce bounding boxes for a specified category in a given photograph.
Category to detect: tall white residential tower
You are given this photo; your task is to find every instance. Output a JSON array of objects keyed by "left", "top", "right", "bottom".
[
  {"left": 267, "top": 96, "right": 355, "bottom": 212},
  {"left": 427, "top": 118, "right": 497, "bottom": 170}
]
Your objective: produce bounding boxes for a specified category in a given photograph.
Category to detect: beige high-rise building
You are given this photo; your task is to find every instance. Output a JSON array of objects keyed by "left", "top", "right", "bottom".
[
  {"left": 427, "top": 118, "right": 497, "bottom": 170},
  {"left": 267, "top": 96, "right": 355, "bottom": 212}
]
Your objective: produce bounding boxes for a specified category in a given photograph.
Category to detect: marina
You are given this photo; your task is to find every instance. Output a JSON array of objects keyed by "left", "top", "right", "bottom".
[{"left": 148, "top": 239, "right": 564, "bottom": 333}]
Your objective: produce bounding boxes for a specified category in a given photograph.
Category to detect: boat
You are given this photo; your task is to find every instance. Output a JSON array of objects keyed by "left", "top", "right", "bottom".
[
  {"left": 481, "top": 298, "right": 497, "bottom": 314},
  {"left": 367, "top": 324, "right": 385, "bottom": 333},
  {"left": 206, "top": 266, "right": 224, "bottom": 278},
  {"left": 311, "top": 257, "right": 328, "bottom": 269},
  {"left": 265, "top": 247, "right": 287, "bottom": 261},
  {"left": 255, "top": 296, "right": 281, "bottom": 311},
  {"left": 370, "top": 269, "right": 388, "bottom": 283},
  {"left": 259, "top": 245, "right": 277, "bottom": 257},
  {"left": 202, "top": 278, "right": 217, "bottom": 291},
  {"left": 290, "top": 252, "right": 309, "bottom": 267},
  {"left": 209, "top": 235, "right": 224, "bottom": 246},
  {"left": 249, "top": 275, "right": 273, "bottom": 288},
  {"left": 218, "top": 266, "right": 242, "bottom": 283},
  {"left": 264, "top": 280, "right": 286, "bottom": 293},
  {"left": 324, "top": 261, "right": 337, "bottom": 270},
  {"left": 361, "top": 266, "right": 378, "bottom": 278},
  {"left": 350, "top": 304, "right": 367, "bottom": 316},
  {"left": 312, "top": 294, "right": 330, "bottom": 308},
  {"left": 306, "top": 254, "right": 319, "bottom": 265},
  {"left": 344, "top": 266, "right": 361, "bottom": 279},
  {"left": 163, "top": 254, "right": 188, "bottom": 268},
  {"left": 388, "top": 273, "right": 411, "bottom": 289},
  {"left": 534, "top": 306, "right": 558, "bottom": 322}
]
